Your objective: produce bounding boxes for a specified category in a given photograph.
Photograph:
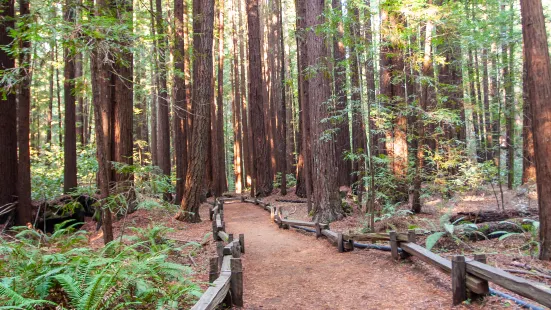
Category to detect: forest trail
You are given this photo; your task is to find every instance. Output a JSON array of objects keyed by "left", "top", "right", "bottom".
[{"left": 223, "top": 202, "right": 464, "bottom": 310}]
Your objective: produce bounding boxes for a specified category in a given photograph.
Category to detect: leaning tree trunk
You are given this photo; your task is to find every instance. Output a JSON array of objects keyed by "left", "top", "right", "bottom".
[
  {"left": 176, "top": 0, "right": 215, "bottom": 223},
  {"left": 520, "top": 0, "right": 551, "bottom": 260}
]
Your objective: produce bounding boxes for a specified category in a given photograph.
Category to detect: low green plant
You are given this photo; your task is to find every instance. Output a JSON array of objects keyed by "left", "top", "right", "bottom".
[
  {"left": 489, "top": 219, "right": 540, "bottom": 258},
  {"left": 425, "top": 214, "right": 482, "bottom": 251},
  {"left": 0, "top": 222, "right": 202, "bottom": 309}
]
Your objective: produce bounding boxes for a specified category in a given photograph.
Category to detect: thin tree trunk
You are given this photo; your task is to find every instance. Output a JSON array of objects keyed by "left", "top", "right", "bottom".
[
  {"left": 156, "top": 0, "right": 171, "bottom": 178},
  {"left": 149, "top": 0, "right": 158, "bottom": 166},
  {"left": 232, "top": 0, "right": 244, "bottom": 193},
  {"left": 215, "top": 0, "right": 227, "bottom": 196},
  {"left": 522, "top": 46, "right": 536, "bottom": 184},
  {"left": 332, "top": 0, "right": 351, "bottom": 188},
  {"left": 276, "top": 0, "right": 287, "bottom": 195},
  {"left": 16, "top": 0, "right": 32, "bottom": 226},
  {"left": 63, "top": 0, "right": 78, "bottom": 193},
  {"left": 174, "top": 0, "right": 188, "bottom": 204}
]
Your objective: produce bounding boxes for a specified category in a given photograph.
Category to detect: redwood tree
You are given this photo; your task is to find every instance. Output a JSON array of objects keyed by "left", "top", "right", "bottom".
[
  {"left": 520, "top": 0, "right": 551, "bottom": 260},
  {"left": 176, "top": 0, "right": 215, "bottom": 222},
  {"left": 17, "top": 0, "right": 32, "bottom": 226},
  {"left": 63, "top": 0, "right": 78, "bottom": 193},
  {"left": 0, "top": 0, "right": 18, "bottom": 215},
  {"left": 246, "top": 0, "right": 272, "bottom": 197},
  {"left": 306, "top": 0, "right": 342, "bottom": 222}
]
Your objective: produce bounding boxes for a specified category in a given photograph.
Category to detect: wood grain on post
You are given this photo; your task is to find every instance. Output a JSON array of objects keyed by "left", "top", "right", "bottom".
[
  {"left": 230, "top": 258, "right": 243, "bottom": 307},
  {"left": 209, "top": 257, "right": 219, "bottom": 283},
  {"left": 239, "top": 234, "right": 245, "bottom": 254},
  {"left": 452, "top": 255, "right": 467, "bottom": 305},
  {"left": 470, "top": 254, "right": 489, "bottom": 299},
  {"left": 337, "top": 233, "right": 344, "bottom": 253},
  {"left": 209, "top": 207, "right": 214, "bottom": 221},
  {"left": 228, "top": 233, "right": 234, "bottom": 243},
  {"left": 408, "top": 229, "right": 416, "bottom": 243},
  {"left": 389, "top": 231, "right": 399, "bottom": 260},
  {"left": 314, "top": 222, "right": 321, "bottom": 238}
]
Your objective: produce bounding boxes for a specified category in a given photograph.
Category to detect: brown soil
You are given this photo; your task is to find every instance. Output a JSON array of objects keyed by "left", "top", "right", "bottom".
[{"left": 223, "top": 201, "right": 514, "bottom": 309}]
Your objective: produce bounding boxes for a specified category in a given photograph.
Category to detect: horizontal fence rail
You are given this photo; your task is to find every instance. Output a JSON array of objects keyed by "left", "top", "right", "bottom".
[{"left": 241, "top": 196, "right": 551, "bottom": 309}]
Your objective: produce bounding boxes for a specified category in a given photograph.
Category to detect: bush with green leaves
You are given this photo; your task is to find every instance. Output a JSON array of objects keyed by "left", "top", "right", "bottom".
[{"left": 0, "top": 221, "right": 202, "bottom": 309}]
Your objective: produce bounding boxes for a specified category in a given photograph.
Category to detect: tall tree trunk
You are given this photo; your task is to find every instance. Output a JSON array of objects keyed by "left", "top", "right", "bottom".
[
  {"left": 332, "top": 0, "right": 351, "bottom": 187},
  {"left": 482, "top": 48, "right": 493, "bottom": 160},
  {"left": 349, "top": 5, "right": 366, "bottom": 200},
  {"left": 504, "top": 2, "right": 515, "bottom": 189},
  {"left": 156, "top": 0, "right": 171, "bottom": 178},
  {"left": 90, "top": 0, "right": 114, "bottom": 244},
  {"left": 246, "top": 0, "right": 272, "bottom": 197},
  {"left": 522, "top": 47, "right": 536, "bottom": 184},
  {"left": 149, "top": 0, "right": 158, "bottom": 166},
  {"left": 276, "top": 0, "right": 287, "bottom": 195},
  {"left": 111, "top": 0, "right": 134, "bottom": 205},
  {"left": 176, "top": 0, "right": 215, "bottom": 222},
  {"left": 47, "top": 53, "right": 54, "bottom": 145},
  {"left": 63, "top": 0, "right": 78, "bottom": 193},
  {"left": 214, "top": 0, "right": 227, "bottom": 196},
  {"left": 174, "top": 0, "right": 188, "bottom": 204},
  {"left": 520, "top": 0, "right": 551, "bottom": 260},
  {"left": 306, "top": 0, "right": 342, "bottom": 222},
  {"left": 75, "top": 52, "right": 85, "bottom": 145},
  {"left": 238, "top": 0, "right": 252, "bottom": 191},
  {"left": 232, "top": 0, "right": 244, "bottom": 193},
  {"left": 412, "top": 14, "right": 433, "bottom": 214},
  {"left": 16, "top": 0, "right": 32, "bottom": 226}
]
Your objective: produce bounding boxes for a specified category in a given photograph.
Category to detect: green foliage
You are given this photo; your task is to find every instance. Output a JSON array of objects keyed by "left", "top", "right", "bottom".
[
  {"left": 0, "top": 224, "right": 201, "bottom": 309},
  {"left": 489, "top": 219, "right": 540, "bottom": 258},
  {"left": 425, "top": 214, "right": 482, "bottom": 251},
  {"left": 273, "top": 172, "right": 297, "bottom": 189}
]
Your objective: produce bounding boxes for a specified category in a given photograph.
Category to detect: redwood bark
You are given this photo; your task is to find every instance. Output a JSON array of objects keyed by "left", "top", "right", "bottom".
[
  {"left": 332, "top": 0, "right": 351, "bottom": 187},
  {"left": 214, "top": 0, "right": 227, "bottom": 196},
  {"left": 174, "top": 0, "right": 188, "bottom": 204},
  {"left": 63, "top": 0, "right": 78, "bottom": 193},
  {"left": 232, "top": 0, "right": 244, "bottom": 193},
  {"left": 306, "top": 0, "right": 342, "bottom": 222},
  {"left": 176, "top": 0, "right": 215, "bottom": 222},
  {"left": 522, "top": 47, "right": 536, "bottom": 184},
  {"left": 276, "top": 0, "right": 287, "bottom": 195},
  {"left": 156, "top": 0, "right": 170, "bottom": 178},
  {"left": 520, "top": 0, "right": 551, "bottom": 260},
  {"left": 16, "top": 0, "right": 32, "bottom": 226},
  {"left": 0, "top": 0, "right": 18, "bottom": 212},
  {"left": 246, "top": 0, "right": 272, "bottom": 197}
]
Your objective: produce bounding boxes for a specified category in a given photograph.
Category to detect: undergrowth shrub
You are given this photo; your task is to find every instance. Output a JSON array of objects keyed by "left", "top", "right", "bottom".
[{"left": 0, "top": 221, "right": 201, "bottom": 309}]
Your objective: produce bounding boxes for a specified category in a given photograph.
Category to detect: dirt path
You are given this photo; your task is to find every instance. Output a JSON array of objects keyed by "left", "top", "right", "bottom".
[{"left": 223, "top": 202, "right": 471, "bottom": 310}]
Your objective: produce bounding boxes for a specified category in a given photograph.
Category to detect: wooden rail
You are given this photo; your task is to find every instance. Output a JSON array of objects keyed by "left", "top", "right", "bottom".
[
  {"left": 191, "top": 199, "right": 244, "bottom": 310},
  {"left": 244, "top": 197, "right": 551, "bottom": 308}
]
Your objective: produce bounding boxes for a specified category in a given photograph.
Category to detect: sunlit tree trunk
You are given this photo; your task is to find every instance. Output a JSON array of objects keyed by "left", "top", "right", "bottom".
[
  {"left": 232, "top": 0, "right": 244, "bottom": 193},
  {"left": 214, "top": 0, "right": 227, "bottom": 196},
  {"left": 520, "top": 0, "right": 551, "bottom": 261}
]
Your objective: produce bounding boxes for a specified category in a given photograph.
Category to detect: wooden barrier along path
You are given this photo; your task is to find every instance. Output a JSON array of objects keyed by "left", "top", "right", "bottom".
[
  {"left": 191, "top": 199, "right": 244, "bottom": 310},
  {"left": 242, "top": 196, "right": 551, "bottom": 308}
]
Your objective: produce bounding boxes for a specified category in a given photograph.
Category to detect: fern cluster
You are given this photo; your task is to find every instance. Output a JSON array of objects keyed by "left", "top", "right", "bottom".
[{"left": 0, "top": 221, "right": 202, "bottom": 309}]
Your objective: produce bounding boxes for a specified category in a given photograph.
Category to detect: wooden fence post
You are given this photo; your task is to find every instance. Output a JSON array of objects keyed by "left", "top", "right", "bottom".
[
  {"left": 216, "top": 241, "right": 224, "bottom": 268},
  {"left": 389, "top": 231, "right": 399, "bottom": 260},
  {"left": 471, "top": 254, "right": 489, "bottom": 299},
  {"left": 240, "top": 196, "right": 245, "bottom": 202},
  {"left": 314, "top": 222, "right": 321, "bottom": 238},
  {"left": 408, "top": 229, "right": 416, "bottom": 243},
  {"left": 239, "top": 234, "right": 245, "bottom": 254},
  {"left": 209, "top": 257, "right": 219, "bottom": 283},
  {"left": 452, "top": 255, "right": 467, "bottom": 305},
  {"left": 212, "top": 221, "right": 219, "bottom": 241},
  {"left": 230, "top": 258, "right": 244, "bottom": 307},
  {"left": 337, "top": 233, "right": 345, "bottom": 253},
  {"left": 228, "top": 233, "right": 234, "bottom": 243},
  {"left": 209, "top": 207, "right": 214, "bottom": 221}
]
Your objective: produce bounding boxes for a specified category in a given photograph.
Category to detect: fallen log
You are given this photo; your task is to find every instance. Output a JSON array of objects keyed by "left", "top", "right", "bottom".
[
  {"left": 451, "top": 210, "right": 537, "bottom": 224},
  {"left": 275, "top": 199, "right": 307, "bottom": 203}
]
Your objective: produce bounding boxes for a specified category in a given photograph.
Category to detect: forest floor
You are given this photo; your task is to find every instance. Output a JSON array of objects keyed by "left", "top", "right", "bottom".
[{"left": 69, "top": 184, "right": 551, "bottom": 309}]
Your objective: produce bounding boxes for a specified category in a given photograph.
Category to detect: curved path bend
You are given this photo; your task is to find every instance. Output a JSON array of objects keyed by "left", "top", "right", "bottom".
[{"left": 223, "top": 202, "right": 466, "bottom": 310}]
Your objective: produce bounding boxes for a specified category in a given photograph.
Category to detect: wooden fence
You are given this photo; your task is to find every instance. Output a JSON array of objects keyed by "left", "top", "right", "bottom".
[
  {"left": 245, "top": 197, "right": 551, "bottom": 308},
  {"left": 191, "top": 199, "right": 244, "bottom": 310}
]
